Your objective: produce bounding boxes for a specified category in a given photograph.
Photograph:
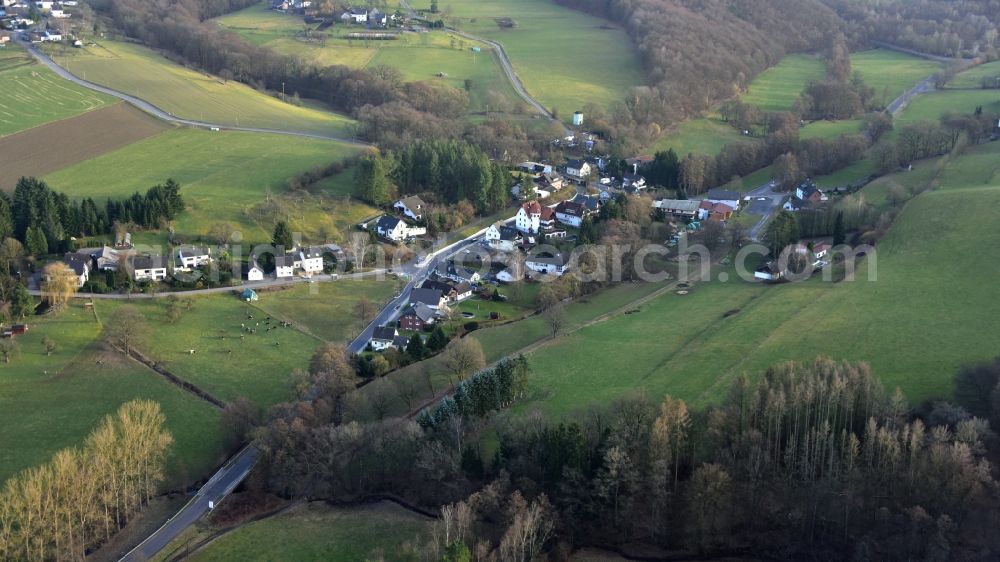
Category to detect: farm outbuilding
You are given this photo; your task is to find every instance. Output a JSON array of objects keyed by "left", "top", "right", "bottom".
[{"left": 242, "top": 288, "right": 259, "bottom": 302}]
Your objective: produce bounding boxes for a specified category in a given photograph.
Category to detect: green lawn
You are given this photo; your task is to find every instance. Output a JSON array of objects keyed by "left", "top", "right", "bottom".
[
  {"left": 896, "top": 89, "right": 1000, "bottom": 123},
  {"left": 800, "top": 119, "right": 863, "bottom": 140},
  {"left": 946, "top": 59, "right": 1000, "bottom": 90},
  {"left": 42, "top": 127, "right": 370, "bottom": 242},
  {"left": 99, "top": 294, "right": 322, "bottom": 408},
  {"left": 46, "top": 40, "right": 355, "bottom": 136},
  {"left": 251, "top": 280, "right": 403, "bottom": 342},
  {"left": 851, "top": 49, "right": 941, "bottom": 108},
  {"left": 741, "top": 54, "right": 826, "bottom": 113},
  {"left": 648, "top": 117, "right": 751, "bottom": 158},
  {"left": 441, "top": 0, "right": 644, "bottom": 119},
  {"left": 0, "top": 48, "right": 116, "bottom": 137},
  {"left": 514, "top": 142, "right": 1000, "bottom": 416},
  {"left": 0, "top": 302, "right": 225, "bottom": 489},
  {"left": 186, "top": 502, "right": 430, "bottom": 562}
]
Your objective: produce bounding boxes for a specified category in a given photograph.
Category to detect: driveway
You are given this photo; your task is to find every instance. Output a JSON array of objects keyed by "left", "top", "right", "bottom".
[{"left": 743, "top": 181, "right": 788, "bottom": 241}]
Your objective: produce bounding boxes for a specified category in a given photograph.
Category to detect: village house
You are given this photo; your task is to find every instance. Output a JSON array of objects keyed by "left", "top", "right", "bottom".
[
  {"left": 484, "top": 223, "right": 522, "bottom": 253},
  {"left": 132, "top": 255, "right": 167, "bottom": 282},
  {"left": 368, "top": 8, "right": 387, "bottom": 26},
  {"left": 539, "top": 206, "right": 556, "bottom": 229},
  {"left": 622, "top": 173, "right": 646, "bottom": 191},
  {"left": 394, "top": 195, "right": 426, "bottom": 221},
  {"left": 784, "top": 180, "right": 824, "bottom": 212},
  {"left": 340, "top": 7, "right": 367, "bottom": 23},
  {"left": 510, "top": 183, "right": 550, "bottom": 201},
  {"left": 410, "top": 287, "right": 448, "bottom": 310},
  {"left": 421, "top": 278, "right": 473, "bottom": 302},
  {"left": 514, "top": 200, "right": 542, "bottom": 234},
  {"left": 375, "top": 214, "right": 426, "bottom": 242},
  {"left": 244, "top": 261, "right": 265, "bottom": 282},
  {"left": 535, "top": 172, "right": 565, "bottom": 192},
  {"left": 554, "top": 200, "right": 587, "bottom": 228},
  {"left": 525, "top": 253, "right": 570, "bottom": 276},
  {"left": 49, "top": 4, "right": 67, "bottom": 17},
  {"left": 274, "top": 255, "right": 295, "bottom": 279},
  {"left": 564, "top": 159, "right": 592, "bottom": 183},
  {"left": 700, "top": 200, "right": 735, "bottom": 221},
  {"left": 399, "top": 303, "right": 436, "bottom": 331},
  {"left": 496, "top": 268, "right": 519, "bottom": 283},
  {"left": 518, "top": 161, "right": 553, "bottom": 175},
  {"left": 93, "top": 246, "right": 120, "bottom": 271},
  {"left": 175, "top": 245, "right": 211, "bottom": 271},
  {"left": 61, "top": 253, "right": 90, "bottom": 288},
  {"left": 370, "top": 326, "right": 399, "bottom": 351},
  {"left": 435, "top": 260, "right": 481, "bottom": 285},
  {"left": 296, "top": 246, "right": 325, "bottom": 275}
]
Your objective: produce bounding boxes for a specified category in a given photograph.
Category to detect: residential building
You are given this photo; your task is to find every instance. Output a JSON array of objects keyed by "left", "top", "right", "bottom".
[
  {"left": 526, "top": 253, "right": 570, "bottom": 276},
  {"left": 297, "top": 246, "right": 325, "bottom": 274},
  {"left": 410, "top": 287, "right": 447, "bottom": 310},
  {"left": 436, "top": 261, "right": 481, "bottom": 284},
  {"left": 622, "top": 173, "right": 646, "bottom": 190},
  {"left": 705, "top": 202, "right": 734, "bottom": 222},
  {"left": 245, "top": 261, "right": 265, "bottom": 282},
  {"left": 132, "top": 255, "right": 167, "bottom": 282},
  {"left": 340, "top": 7, "right": 367, "bottom": 23},
  {"left": 539, "top": 206, "right": 556, "bottom": 229},
  {"left": 796, "top": 181, "right": 822, "bottom": 204},
  {"left": 368, "top": 8, "right": 387, "bottom": 26},
  {"left": 399, "top": 304, "right": 436, "bottom": 331},
  {"left": 394, "top": 195, "right": 426, "bottom": 221},
  {"left": 484, "top": 223, "right": 522, "bottom": 252},
  {"left": 555, "top": 200, "right": 587, "bottom": 228},
  {"left": 375, "top": 214, "right": 426, "bottom": 242},
  {"left": 274, "top": 255, "right": 295, "bottom": 278},
  {"left": 518, "top": 161, "right": 553, "bottom": 175},
  {"left": 514, "top": 200, "right": 541, "bottom": 234},
  {"left": 496, "top": 269, "right": 518, "bottom": 283},
  {"left": 61, "top": 253, "right": 90, "bottom": 288},
  {"left": 536, "top": 172, "right": 564, "bottom": 191},
  {"left": 370, "top": 326, "right": 398, "bottom": 351},
  {"left": 564, "top": 159, "right": 592, "bottom": 182},
  {"left": 175, "top": 245, "right": 211, "bottom": 271},
  {"left": 93, "top": 246, "right": 120, "bottom": 271}
]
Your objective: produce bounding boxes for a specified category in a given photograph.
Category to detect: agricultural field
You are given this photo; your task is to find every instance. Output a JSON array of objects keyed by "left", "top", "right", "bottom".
[
  {"left": 185, "top": 501, "right": 431, "bottom": 561},
  {"left": 440, "top": 0, "right": 644, "bottom": 119},
  {"left": 946, "top": 59, "right": 1000, "bottom": 90},
  {"left": 648, "top": 117, "right": 751, "bottom": 158},
  {"left": 97, "top": 293, "right": 326, "bottom": 408},
  {"left": 851, "top": 49, "right": 941, "bottom": 108},
  {"left": 0, "top": 302, "right": 225, "bottom": 489},
  {"left": 896, "top": 89, "right": 1000, "bottom": 123},
  {"left": 250, "top": 279, "right": 403, "bottom": 342},
  {"left": 42, "top": 127, "right": 370, "bottom": 242},
  {"left": 0, "top": 103, "right": 169, "bottom": 190},
  {"left": 216, "top": 3, "right": 525, "bottom": 115},
  {"left": 0, "top": 48, "right": 115, "bottom": 137},
  {"left": 741, "top": 54, "right": 826, "bottom": 113},
  {"left": 799, "top": 118, "right": 863, "bottom": 140},
  {"left": 45, "top": 40, "right": 356, "bottom": 137},
  {"left": 513, "top": 142, "right": 1000, "bottom": 417}
]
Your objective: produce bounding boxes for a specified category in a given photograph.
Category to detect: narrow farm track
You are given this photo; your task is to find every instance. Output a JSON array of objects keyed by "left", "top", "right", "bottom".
[{"left": 15, "top": 39, "right": 372, "bottom": 147}]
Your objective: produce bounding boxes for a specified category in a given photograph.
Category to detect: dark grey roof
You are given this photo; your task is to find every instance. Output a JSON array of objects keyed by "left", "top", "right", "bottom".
[
  {"left": 373, "top": 326, "right": 397, "bottom": 341},
  {"left": 571, "top": 193, "right": 601, "bottom": 210},
  {"left": 300, "top": 246, "right": 326, "bottom": 259},
  {"left": 177, "top": 246, "right": 210, "bottom": 258},
  {"left": 411, "top": 287, "right": 443, "bottom": 307},
  {"left": 798, "top": 181, "right": 820, "bottom": 197},
  {"left": 376, "top": 215, "right": 402, "bottom": 232},
  {"left": 396, "top": 195, "right": 425, "bottom": 210},
  {"left": 421, "top": 280, "right": 454, "bottom": 294},
  {"left": 274, "top": 254, "right": 294, "bottom": 267},
  {"left": 704, "top": 188, "right": 742, "bottom": 201},
  {"left": 498, "top": 226, "right": 520, "bottom": 241},
  {"left": 393, "top": 335, "right": 409, "bottom": 347},
  {"left": 62, "top": 253, "right": 90, "bottom": 275},
  {"left": 527, "top": 253, "right": 570, "bottom": 267},
  {"left": 557, "top": 200, "right": 586, "bottom": 217},
  {"left": 404, "top": 303, "right": 436, "bottom": 322},
  {"left": 566, "top": 159, "right": 586, "bottom": 170},
  {"left": 132, "top": 255, "right": 166, "bottom": 270}
]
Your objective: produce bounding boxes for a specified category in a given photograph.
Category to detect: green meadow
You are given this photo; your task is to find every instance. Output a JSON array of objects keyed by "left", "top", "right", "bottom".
[
  {"left": 46, "top": 40, "right": 355, "bottom": 136},
  {"left": 185, "top": 502, "right": 430, "bottom": 562},
  {"left": 946, "top": 59, "right": 1000, "bottom": 90},
  {"left": 851, "top": 49, "right": 941, "bottom": 107},
  {"left": 42, "top": 127, "right": 370, "bottom": 242},
  {"left": 0, "top": 48, "right": 115, "bottom": 137},
  {"left": 515, "top": 142, "right": 1000, "bottom": 417},
  {"left": 741, "top": 54, "right": 826, "bottom": 112},
  {"left": 896, "top": 89, "right": 1000, "bottom": 123},
  {"left": 0, "top": 302, "right": 225, "bottom": 488}
]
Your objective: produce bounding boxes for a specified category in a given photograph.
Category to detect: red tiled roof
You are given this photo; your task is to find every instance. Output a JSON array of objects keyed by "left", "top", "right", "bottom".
[
  {"left": 523, "top": 201, "right": 542, "bottom": 214},
  {"left": 540, "top": 206, "right": 555, "bottom": 220},
  {"left": 699, "top": 200, "right": 713, "bottom": 210},
  {"left": 712, "top": 203, "right": 734, "bottom": 214}
]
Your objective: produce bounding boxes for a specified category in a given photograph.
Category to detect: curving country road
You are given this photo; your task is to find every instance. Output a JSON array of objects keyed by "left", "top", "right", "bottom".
[
  {"left": 397, "top": 0, "right": 572, "bottom": 136},
  {"left": 15, "top": 38, "right": 372, "bottom": 147}
]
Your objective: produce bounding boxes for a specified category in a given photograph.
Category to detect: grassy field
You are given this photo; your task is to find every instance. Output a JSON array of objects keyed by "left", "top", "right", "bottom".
[
  {"left": 0, "top": 103, "right": 169, "bottom": 190},
  {"left": 0, "top": 47, "right": 115, "bottom": 137},
  {"left": 97, "top": 294, "right": 324, "bottom": 408},
  {"left": 216, "top": 3, "right": 535, "bottom": 115},
  {"left": 512, "top": 142, "right": 1000, "bottom": 417},
  {"left": 186, "top": 501, "right": 430, "bottom": 561},
  {"left": 648, "top": 117, "right": 752, "bottom": 157},
  {"left": 946, "top": 59, "right": 1000, "bottom": 89},
  {"left": 42, "top": 127, "right": 370, "bottom": 242},
  {"left": 250, "top": 279, "right": 403, "bottom": 342},
  {"left": 800, "top": 118, "right": 863, "bottom": 140},
  {"left": 46, "top": 40, "right": 355, "bottom": 136},
  {"left": 439, "top": 0, "right": 644, "bottom": 119},
  {"left": 896, "top": 89, "right": 1000, "bottom": 123},
  {"left": 0, "top": 302, "right": 225, "bottom": 488},
  {"left": 851, "top": 49, "right": 941, "bottom": 108},
  {"left": 741, "top": 54, "right": 826, "bottom": 113}
]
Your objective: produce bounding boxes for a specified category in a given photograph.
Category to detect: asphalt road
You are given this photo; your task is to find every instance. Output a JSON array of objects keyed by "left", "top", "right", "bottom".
[
  {"left": 119, "top": 445, "right": 259, "bottom": 562},
  {"left": 15, "top": 39, "right": 370, "bottom": 146},
  {"left": 742, "top": 181, "right": 787, "bottom": 241}
]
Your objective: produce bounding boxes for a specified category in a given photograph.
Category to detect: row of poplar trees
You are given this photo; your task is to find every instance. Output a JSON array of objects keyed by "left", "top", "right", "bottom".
[{"left": 0, "top": 400, "right": 174, "bottom": 562}]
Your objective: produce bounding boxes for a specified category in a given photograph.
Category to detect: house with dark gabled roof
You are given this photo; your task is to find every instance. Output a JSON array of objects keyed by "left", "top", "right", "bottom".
[
  {"left": 175, "top": 245, "right": 211, "bottom": 271},
  {"left": 375, "top": 214, "right": 426, "bottom": 242},
  {"left": 411, "top": 287, "right": 447, "bottom": 310},
  {"left": 132, "top": 254, "right": 167, "bottom": 282},
  {"left": 394, "top": 195, "right": 426, "bottom": 221},
  {"left": 61, "top": 253, "right": 90, "bottom": 287},
  {"left": 399, "top": 303, "right": 436, "bottom": 331},
  {"left": 484, "top": 223, "right": 522, "bottom": 252},
  {"left": 555, "top": 200, "right": 587, "bottom": 228},
  {"left": 525, "top": 252, "right": 570, "bottom": 276},
  {"left": 564, "top": 159, "right": 592, "bottom": 182},
  {"left": 370, "top": 326, "right": 398, "bottom": 351}
]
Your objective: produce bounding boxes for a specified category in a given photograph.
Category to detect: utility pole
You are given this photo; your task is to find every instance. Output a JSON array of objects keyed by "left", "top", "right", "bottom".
[{"left": 282, "top": 81, "right": 286, "bottom": 101}]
